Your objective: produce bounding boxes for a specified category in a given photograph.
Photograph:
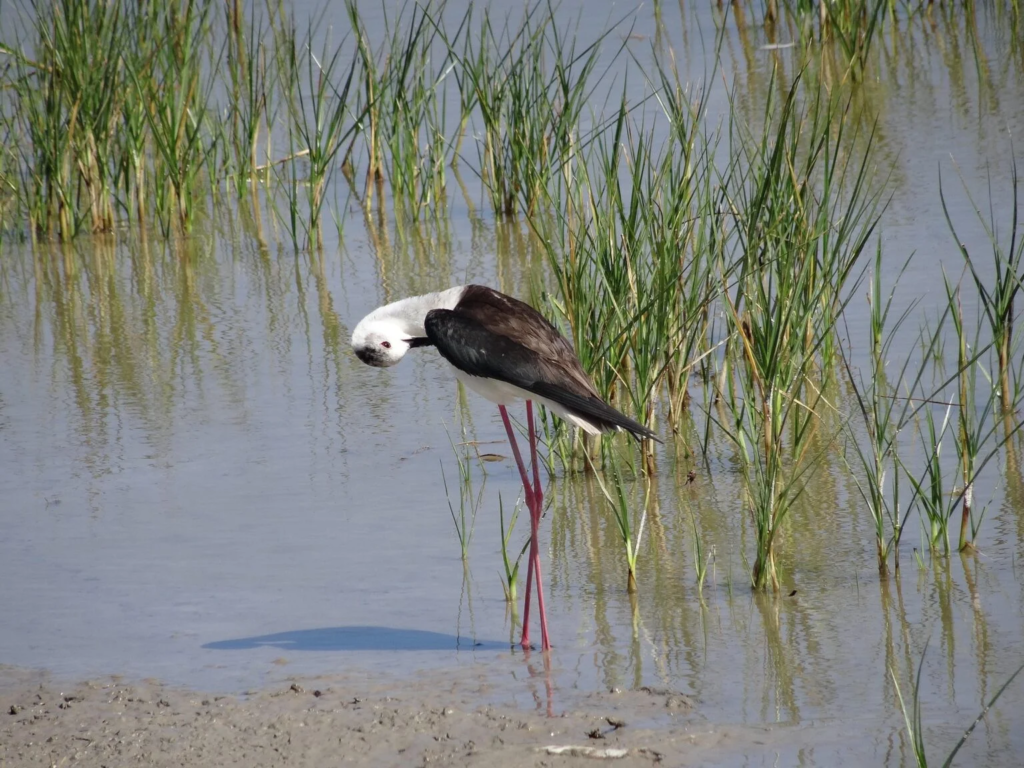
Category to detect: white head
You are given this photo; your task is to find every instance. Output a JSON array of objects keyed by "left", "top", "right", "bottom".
[
  {"left": 351, "top": 317, "right": 418, "bottom": 368},
  {"left": 351, "top": 286, "right": 466, "bottom": 368}
]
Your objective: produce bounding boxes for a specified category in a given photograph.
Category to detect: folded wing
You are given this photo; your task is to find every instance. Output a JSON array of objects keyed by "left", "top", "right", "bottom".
[{"left": 424, "top": 286, "right": 656, "bottom": 442}]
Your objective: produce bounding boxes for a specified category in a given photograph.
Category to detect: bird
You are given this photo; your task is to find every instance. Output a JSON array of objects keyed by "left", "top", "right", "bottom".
[{"left": 351, "top": 284, "right": 657, "bottom": 651}]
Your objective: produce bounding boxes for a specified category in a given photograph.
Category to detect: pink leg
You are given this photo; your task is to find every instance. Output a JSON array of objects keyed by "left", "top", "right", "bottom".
[
  {"left": 498, "top": 405, "right": 538, "bottom": 649},
  {"left": 526, "top": 401, "right": 550, "bottom": 650}
]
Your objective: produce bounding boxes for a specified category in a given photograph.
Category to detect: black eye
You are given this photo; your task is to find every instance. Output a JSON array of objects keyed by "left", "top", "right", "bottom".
[{"left": 381, "top": 341, "right": 391, "bottom": 349}]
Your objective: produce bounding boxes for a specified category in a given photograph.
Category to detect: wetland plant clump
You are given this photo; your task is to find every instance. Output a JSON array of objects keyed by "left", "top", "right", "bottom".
[{"left": 1, "top": 0, "right": 1021, "bottom": 599}]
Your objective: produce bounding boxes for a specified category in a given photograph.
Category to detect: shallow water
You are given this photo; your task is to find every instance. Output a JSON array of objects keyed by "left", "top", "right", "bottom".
[{"left": 2, "top": 1, "right": 1024, "bottom": 764}]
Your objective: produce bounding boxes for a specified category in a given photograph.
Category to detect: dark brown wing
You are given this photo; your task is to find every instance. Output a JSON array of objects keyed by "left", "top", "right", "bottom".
[
  {"left": 424, "top": 285, "right": 657, "bottom": 440},
  {"left": 455, "top": 285, "right": 600, "bottom": 399}
]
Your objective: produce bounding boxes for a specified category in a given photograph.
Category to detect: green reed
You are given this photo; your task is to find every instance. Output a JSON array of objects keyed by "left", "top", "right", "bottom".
[
  {"left": 944, "top": 276, "right": 1024, "bottom": 552},
  {"left": 894, "top": 305, "right": 960, "bottom": 556},
  {"left": 941, "top": 160, "right": 1024, "bottom": 414},
  {"left": 457, "top": 4, "right": 546, "bottom": 216},
  {"left": 751, "top": 0, "right": 1024, "bottom": 93},
  {"left": 731, "top": 76, "right": 881, "bottom": 370},
  {"left": 690, "top": 514, "right": 713, "bottom": 601},
  {"left": 904, "top": 394, "right": 957, "bottom": 555},
  {"left": 345, "top": 0, "right": 383, "bottom": 193},
  {"left": 347, "top": 1, "right": 451, "bottom": 217},
  {"left": 283, "top": 20, "right": 359, "bottom": 250},
  {"left": 498, "top": 494, "right": 529, "bottom": 604},
  {"left": 587, "top": 447, "right": 649, "bottom": 592},
  {"left": 223, "top": 1, "right": 271, "bottom": 197},
  {"left": 947, "top": 283, "right": 984, "bottom": 552},
  {"left": 758, "top": 0, "right": 902, "bottom": 81},
  {"left": 1, "top": 0, "right": 129, "bottom": 237},
  {"left": 440, "top": 428, "right": 482, "bottom": 561},
  {"left": 715, "top": 73, "right": 879, "bottom": 590},
  {"left": 0, "top": 0, "right": 337, "bottom": 240},
  {"left": 892, "top": 641, "right": 1024, "bottom": 768},
  {"left": 450, "top": 2, "right": 615, "bottom": 217},
  {"left": 819, "top": 0, "right": 887, "bottom": 80},
  {"left": 894, "top": 309, "right": 964, "bottom": 557},
  {"left": 133, "top": 0, "right": 219, "bottom": 234},
  {"left": 648, "top": 59, "right": 725, "bottom": 427},
  {"left": 879, "top": 264, "right": 1024, "bottom": 558},
  {"left": 841, "top": 245, "right": 919, "bottom": 574},
  {"left": 721, "top": 246, "right": 835, "bottom": 591},
  {"left": 533, "top": 85, "right": 721, "bottom": 470},
  {"left": 940, "top": 660, "right": 1024, "bottom": 767},
  {"left": 593, "top": 110, "right": 718, "bottom": 473},
  {"left": 0, "top": 0, "right": 232, "bottom": 237},
  {"left": 385, "top": 8, "right": 454, "bottom": 217},
  {"left": 440, "top": 462, "right": 471, "bottom": 561},
  {"left": 891, "top": 643, "right": 931, "bottom": 768},
  {"left": 0, "top": 0, "right": 1013, "bottom": 249}
]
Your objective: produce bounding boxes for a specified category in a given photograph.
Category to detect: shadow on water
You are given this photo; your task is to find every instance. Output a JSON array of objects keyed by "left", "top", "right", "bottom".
[{"left": 202, "top": 626, "right": 508, "bottom": 653}]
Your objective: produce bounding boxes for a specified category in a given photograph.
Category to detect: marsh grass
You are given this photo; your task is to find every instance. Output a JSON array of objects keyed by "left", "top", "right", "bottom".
[
  {"left": 1, "top": 0, "right": 129, "bottom": 237},
  {"left": 904, "top": 396, "right": 957, "bottom": 555},
  {"left": 867, "top": 252, "right": 1024, "bottom": 559},
  {"left": 445, "top": 3, "right": 622, "bottom": 218},
  {"left": 0, "top": 0, "right": 1012, "bottom": 248},
  {"left": 282, "top": 21, "right": 360, "bottom": 249},
  {"left": 498, "top": 494, "right": 529, "bottom": 603},
  {"left": 0, "top": 0, "right": 634, "bottom": 237},
  {"left": 439, "top": 460, "right": 477, "bottom": 561},
  {"left": 136, "top": 1, "right": 220, "bottom": 234},
  {"left": 755, "top": 0, "right": 995, "bottom": 83},
  {"left": 892, "top": 641, "right": 1024, "bottom": 767},
  {"left": 441, "top": 425, "right": 483, "bottom": 560},
  {"left": 344, "top": 0, "right": 383, "bottom": 191},
  {"left": 817, "top": 0, "right": 887, "bottom": 80},
  {"left": 690, "top": 513, "right": 713, "bottom": 601},
  {"left": 891, "top": 643, "right": 932, "bottom": 768},
  {"left": 946, "top": 282, "right": 987, "bottom": 552},
  {"left": 533, "top": 66, "right": 723, "bottom": 472},
  {"left": 0, "top": 0, "right": 237, "bottom": 236},
  {"left": 586, "top": 446, "right": 650, "bottom": 591},
  {"left": 715, "top": 72, "right": 880, "bottom": 590},
  {"left": 841, "top": 245, "right": 918, "bottom": 574},
  {"left": 347, "top": 1, "right": 455, "bottom": 217},
  {"left": 835, "top": 245, "right": 1013, "bottom": 571},
  {"left": 223, "top": 1, "right": 270, "bottom": 198},
  {"left": 933, "top": 278, "right": 1024, "bottom": 554},
  {"left": 463, "top": 5, "right": 552, "bottom": 216},
  {"left": 2, "top": 0, "right": 1023, "bottom": 625},
  {"left": 942, "top": 160, "right": 1024, "bottom": 415}
]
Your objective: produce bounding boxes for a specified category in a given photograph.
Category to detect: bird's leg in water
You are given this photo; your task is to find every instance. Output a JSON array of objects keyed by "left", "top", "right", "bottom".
[
  {"left": 526, "top": 400, "right": 550, "bottom": 650},
  {"left": 498, "top": 404, "right": 549, "bottom": 651}
]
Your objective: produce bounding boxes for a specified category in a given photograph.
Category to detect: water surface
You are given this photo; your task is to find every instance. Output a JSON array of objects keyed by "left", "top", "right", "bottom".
[{"left": 1, "top": 1, "right": 1023, "bottom": 765}]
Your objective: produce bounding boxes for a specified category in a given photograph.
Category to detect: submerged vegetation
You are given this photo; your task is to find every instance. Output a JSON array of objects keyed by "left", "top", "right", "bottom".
[{"left": 1, "top": 1, "right": 1022, "bottom": 605}]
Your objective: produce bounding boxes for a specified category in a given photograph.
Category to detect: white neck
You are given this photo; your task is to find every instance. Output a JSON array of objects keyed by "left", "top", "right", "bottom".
[{"left": 357, "top": 286, "right": 465, "bottom": 337}]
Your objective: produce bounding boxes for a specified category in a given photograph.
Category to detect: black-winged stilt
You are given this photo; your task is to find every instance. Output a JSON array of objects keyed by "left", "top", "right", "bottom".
[{"left": 351, "top": 284, "right": 656, "bottom": 651}]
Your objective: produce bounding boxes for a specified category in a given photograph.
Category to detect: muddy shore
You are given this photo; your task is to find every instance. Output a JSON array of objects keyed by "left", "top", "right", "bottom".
[{"left": 0, "top": 665, "right": 799, "bottom": 767}]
